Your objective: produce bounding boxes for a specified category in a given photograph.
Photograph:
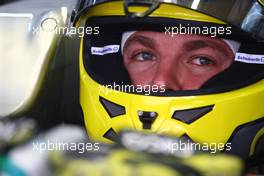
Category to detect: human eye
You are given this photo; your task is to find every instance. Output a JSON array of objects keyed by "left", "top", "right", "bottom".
[
  {"left": 134, "top": 51, "right": 156, "bottom": 61},
  {"left": 189, "top": 56, "right": 215, "bottom": 66}
]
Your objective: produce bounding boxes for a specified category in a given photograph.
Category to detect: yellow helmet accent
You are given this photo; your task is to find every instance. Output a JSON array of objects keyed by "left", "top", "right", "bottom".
[
  {"left": 75, "top": 1, "right": 225, "bottom": 26},
  {"left": 258, "top": 0, "right": 264, "bottom": 6},
  {"left": 249, "top": 128, "right": 264, "bottom": 156}
]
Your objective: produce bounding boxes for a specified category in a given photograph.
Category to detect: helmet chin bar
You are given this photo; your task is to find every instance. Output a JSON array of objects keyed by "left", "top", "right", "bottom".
[{"left": 99, "top": 96, "right": 264, "bottom": 160}]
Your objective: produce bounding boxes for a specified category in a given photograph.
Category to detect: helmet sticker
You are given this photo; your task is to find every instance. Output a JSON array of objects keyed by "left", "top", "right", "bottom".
[
  {"left": 235, "top": 53, "right": 264, "bottom": 64},
  {"left": 91, "top": 45, "right": 120, "bottom": 56}
]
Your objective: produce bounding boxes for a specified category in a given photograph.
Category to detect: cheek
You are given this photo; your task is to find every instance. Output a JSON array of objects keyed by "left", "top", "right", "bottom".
[
  {"left": 178, "top": 65, "right": 223, "bottom": 89},
  {"left": 181, "top": 75, "right": 210, "bottom": 89},
  {"left": 125, "top": 62, "right": 157, "bottom": 85}
]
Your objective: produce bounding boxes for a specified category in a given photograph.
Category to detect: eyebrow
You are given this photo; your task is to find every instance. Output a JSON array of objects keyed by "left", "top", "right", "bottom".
[
  {"left": 124, "top": 35, "right": 232, "bottom": 57},
  {"left": 183, "top": 40, "right": 231, "bottom": 56},
  {"left": 124, "top": 35, "right": 156, "bottom": 51}
]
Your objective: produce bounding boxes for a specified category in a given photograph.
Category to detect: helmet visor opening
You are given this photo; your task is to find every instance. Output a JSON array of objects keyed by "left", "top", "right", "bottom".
[{"left": 82, "top": 16, "right": 264, "bottom": 96}]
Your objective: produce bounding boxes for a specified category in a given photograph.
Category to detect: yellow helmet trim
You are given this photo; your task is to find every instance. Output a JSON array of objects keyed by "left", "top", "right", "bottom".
[
  {"left": 250, "top": 128, "right": 264, "bottom": 156},
  {"left": 258, "top": 0, "right": 264, "bottom": 6},
  {"left": 75, "top": 1, "right": 226, "bottom": 27}
]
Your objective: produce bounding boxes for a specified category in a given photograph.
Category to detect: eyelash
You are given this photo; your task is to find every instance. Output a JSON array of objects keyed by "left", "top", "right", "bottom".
[
  {"left": 189, "top": 55, "right": 216, "bottom": 66},
  {"left": 132, "top": 51, "right": 156, "bottom": 61}
]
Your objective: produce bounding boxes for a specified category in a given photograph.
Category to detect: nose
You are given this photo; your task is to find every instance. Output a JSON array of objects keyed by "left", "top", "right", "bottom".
[{"left": 152, "top": 64, "right": 182, "bottom": 91}]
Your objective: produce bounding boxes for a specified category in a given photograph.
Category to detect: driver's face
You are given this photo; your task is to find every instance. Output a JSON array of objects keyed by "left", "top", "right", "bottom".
[{"left": 123, "top": 31, "right": 234, "bottom": 90}]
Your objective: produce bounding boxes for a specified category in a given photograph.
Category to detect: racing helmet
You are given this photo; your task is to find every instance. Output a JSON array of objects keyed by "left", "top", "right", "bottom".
[{"left": 72, "top": 0, "right": 264, "bottom": 160}]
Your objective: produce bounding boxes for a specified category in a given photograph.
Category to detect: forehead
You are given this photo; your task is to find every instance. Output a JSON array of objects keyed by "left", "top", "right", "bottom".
[
  {"left": 131, "top": 31, "right": 224, "bottom": 44},
  {"left": 126, "top": 31, "right": 231, "bottom": 54}
]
